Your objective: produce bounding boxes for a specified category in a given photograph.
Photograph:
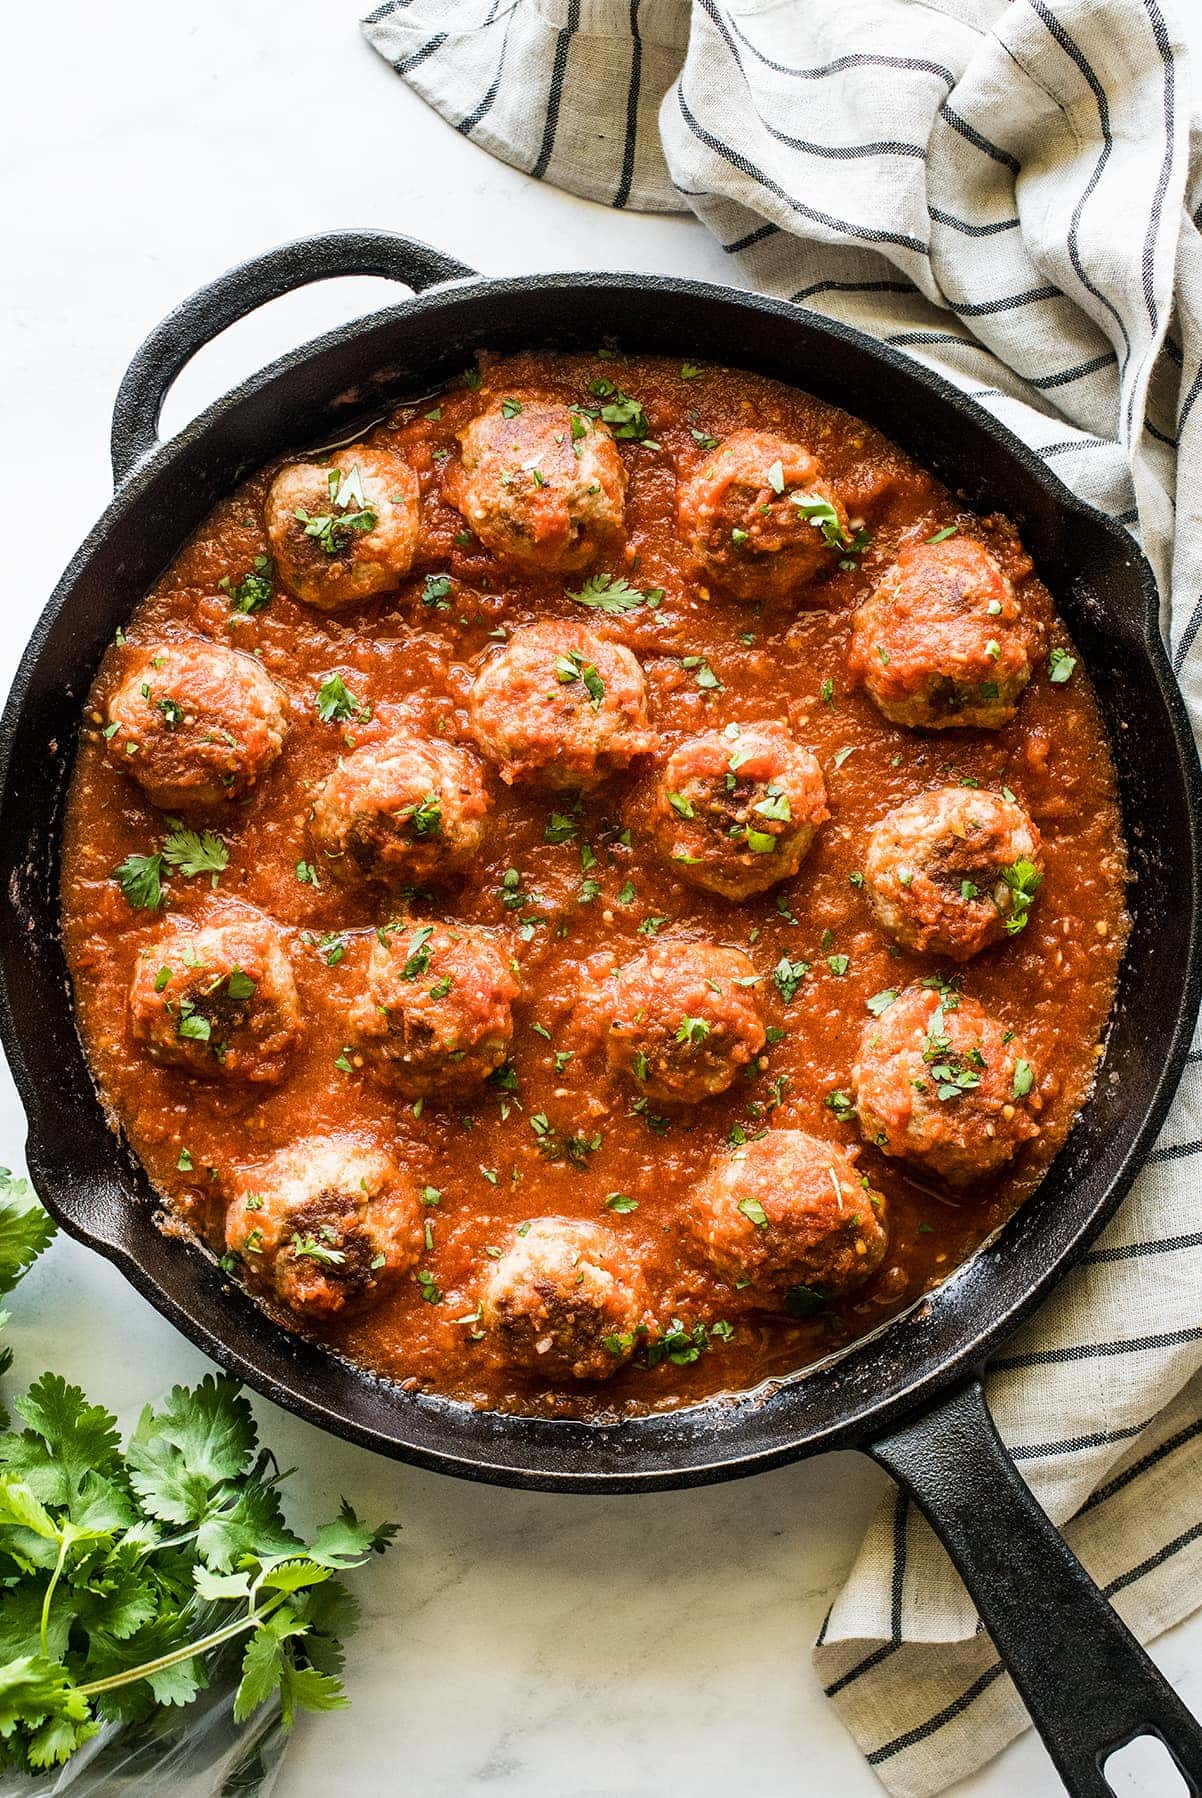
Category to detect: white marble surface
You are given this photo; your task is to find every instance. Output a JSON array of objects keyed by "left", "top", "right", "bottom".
[{"left": 3, "top": 3, "right": 1200, "bottom": 1794}]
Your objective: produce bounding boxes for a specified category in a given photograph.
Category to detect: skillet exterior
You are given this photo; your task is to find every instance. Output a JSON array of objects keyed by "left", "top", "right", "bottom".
[{"left": 1, "top": 257, "right": 1198, "bottom": 1491}]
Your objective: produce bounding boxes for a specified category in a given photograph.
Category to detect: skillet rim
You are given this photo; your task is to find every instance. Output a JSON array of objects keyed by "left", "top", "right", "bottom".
[{"left": 2, "top": 268, "right": 1199, "bottom": 1492}]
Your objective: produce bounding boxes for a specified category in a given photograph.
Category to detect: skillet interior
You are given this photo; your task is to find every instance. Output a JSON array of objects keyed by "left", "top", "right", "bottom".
[{"left": 1, "top": 274, "right": 1198, "bottom": 1490}]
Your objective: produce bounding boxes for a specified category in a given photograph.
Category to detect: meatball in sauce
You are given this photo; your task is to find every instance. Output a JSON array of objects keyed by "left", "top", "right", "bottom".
[
  {"left": 105, "top": 639, "right": 287, "bottom": 813},
  {"left": 446, "top": 397, "right": 627, "bottom": 574},
  {"left": 349, "top": 921, "right": 519, "bottom": 1099},
  {"left": 128, "top": 906, "right": 302, "bottom": 1084},
  {"left": 226, "top": 1137, "right": 423, "bottom": 1323},
  {"left": 678, "top": 429, "right": 852, "bottom": 601},
  {"left": 469, "top": 619, "right": 656, "bottom": 790},
  {"left": 652, "top": 722, "right": 829, "bottom": 899},
  {"left": 852, "top": 985, "right": 1041, "bottom": 1187},
  {"left": 480, "top": 1218, "right": 652, "bottom": 1381},
  {"left": 309, "top": 734, "right": 490, "bottom": 890},
  {"left": 849, "top": 537, "right": 1033, "bottom": 730},
  {"left": 590, "top": 939, "right": 767, "bottom": 1106},
  {"left": 690, "top": 1130, "right": 888, "bottom": 1306},
  {"left": 864, "top": 786, "right": 1043, "bottom": 961},
  {"left": 266, "top": 447, "right": 420, "bottom": 611}
]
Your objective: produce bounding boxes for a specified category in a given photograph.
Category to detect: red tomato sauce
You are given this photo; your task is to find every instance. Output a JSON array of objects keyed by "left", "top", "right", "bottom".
[{"left": 59, "top": 351, "right": 1128, "bottom": 1419}]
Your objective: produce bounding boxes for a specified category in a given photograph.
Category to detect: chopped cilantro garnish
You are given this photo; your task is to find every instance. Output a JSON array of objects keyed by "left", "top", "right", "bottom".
[{"left": 315, "top": 673, "right": 369, "bottom": 723}]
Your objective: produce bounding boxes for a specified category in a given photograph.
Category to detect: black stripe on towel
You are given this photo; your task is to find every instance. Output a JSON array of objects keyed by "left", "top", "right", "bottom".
[
  {"left": 457, "top": 4, "right": 517, "bottom": 136},
  {"left": 992, "top": 1324, "right": 1202, "bottom": 1373},
  {"left": 928, "top": 206, "right": 1020, "bottom": 237},
  {"left": 723, "top": 222, "right": 781, "bottom": 253},
  {"left": 1028, "top": 350, "right": 1116, "bottom": 389},
  {"left": 1080, "top": 1416, "right": 1202, "bottom": 1515},
  {"left": 698, "top": 0, "right": 927, "bottom": 163},
  {"left": 866, "top": 1664, "right": 1008, "bottom": 1765},
  {"left": 726, "top": 27, "right": 954, "bottom": 87},
  {"left": 1028, "top": 0, "right": 1132, "bottom": 369},
  {"left": 940, "top": 104, "right": 1019, "bottom": 174},
  {"left": 950, "top": 285, "right": 1060, "bottom": 317},
  {"left": 822, "top": 1494, "right": 910, "bottom": 1696},
  {"left": 1080, "top": 1228, "right": 1202, "bottom": 1267},
  {"left": 614, "top": 0, "right": 643, "bottom": 209},
  {"left": 392, "top": 32, "right": 446, "bottom": 75},
  {"left": 530, "top": 0, "right": 581, "bottom": 182},
  {"left": 792, "top": 280, "right": 920, "bottom": 302}
]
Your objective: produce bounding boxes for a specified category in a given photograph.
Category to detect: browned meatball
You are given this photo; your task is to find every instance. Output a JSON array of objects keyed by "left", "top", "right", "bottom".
[
  {"left": 852, "top": 984, "right": 1040, "bottom": 1186},
  {"left": 480, "top": 1218, "right": 651, "bottom": 1380},
  {"left": 349, "top": 921, "right": 518, "bottom": 1098},
  {"left": 265, "top": 447, "right": 420, "bottom": 611},
  {"left": 677, "top": 429, "right": 851, "bottom": 601},
  {"left": 652, "top": 722, "right": 829, "bottom": 899},
  {"left": 128, "top": 907, "right": 302, "bottom": 1083},
  {"left": 104, "top": 640, "right": 287, "bottom": 812},
  {"left": 225, "top": 1136, "right": 423, "bottom": 1322},
  {"left": 689, "top": 1130, "right": 887, "bottom": 1305},
  {"left": 309, "top": 734, "right": 489, "bottom": 890},
  {"left": 469, "top": 620, "right": 655, "bottom": 791},
  {"left": 864, "top": 787, "right": 1044, "bottom": 961},
  {"left": 445, "top": 398, "right": 626, "bottom": 573},
  {"left": 848, "top": 537, "right": 1032, "bottom": 729},
  {"left": 595, "top": 940, "right": 766, "bottom": 1105}
]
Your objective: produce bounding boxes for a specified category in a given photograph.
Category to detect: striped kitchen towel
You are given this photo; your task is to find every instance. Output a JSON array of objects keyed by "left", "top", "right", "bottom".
[{"left": 361, "top": 0, "right": 1202, "bottom": 1790}]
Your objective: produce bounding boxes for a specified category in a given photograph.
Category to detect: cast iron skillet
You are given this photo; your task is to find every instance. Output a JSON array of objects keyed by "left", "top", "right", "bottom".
[{"left": 2, "top": 230, "right": 1200, "bottom": 1796}]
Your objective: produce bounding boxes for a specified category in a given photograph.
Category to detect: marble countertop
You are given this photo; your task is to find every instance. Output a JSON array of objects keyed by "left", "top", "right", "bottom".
[{"left": 3, "top": 2, "right": 1199, "bottom": 1792}]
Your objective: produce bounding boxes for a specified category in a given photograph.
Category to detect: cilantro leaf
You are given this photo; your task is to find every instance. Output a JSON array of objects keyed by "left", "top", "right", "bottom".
[
  {"left": 125, "top": 1375, "right": 257, "bottom": 1526},
  {"left": 0, "top": 1656, "right": 94, "bottom": 1765},
  {"left": 0, "top": 1173, "right": 54, "bottom": 1298},
  {"left": 566, "top": 573, "right": 653, "bottom": 615},
  {"left": 113, "top": 852, "right": 165, "bottom": 911},
  {"left": 161, "top": 824, "right": 228, "bottom": 882},
  {"left": 315, "top": 673, "right": 368, "bottom": 724}
]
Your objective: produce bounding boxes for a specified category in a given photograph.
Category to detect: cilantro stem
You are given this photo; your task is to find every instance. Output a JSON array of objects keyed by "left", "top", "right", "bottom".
[
  {"left": 40, "top": 1531, "right": 74, "bottom": 1657},
  {"left": 76, "top": 1589, "right": 291, "bottom": 1699}
]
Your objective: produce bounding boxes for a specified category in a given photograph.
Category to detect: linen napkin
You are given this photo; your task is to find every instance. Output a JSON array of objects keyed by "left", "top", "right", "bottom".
[{"left": 361, "top": 0, "right": 1202, "bottom": 1789}]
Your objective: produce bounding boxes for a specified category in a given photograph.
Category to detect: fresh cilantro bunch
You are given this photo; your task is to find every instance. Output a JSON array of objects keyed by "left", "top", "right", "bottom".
[
  {"left": 0, "top": 1172, "right": 396, "bottom": 1779},
  {"left": 0, "top": 1374, "right": 395, "bottom": 1775},
  {"left": 0, "top": 1172, "right": 56, "bottom": 1390}
]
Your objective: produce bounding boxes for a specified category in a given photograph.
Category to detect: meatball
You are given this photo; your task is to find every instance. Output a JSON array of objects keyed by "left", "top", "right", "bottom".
[
  {"left": 309, "top": 734, "right": 489, "bottom": 890},
  {"left": 852, "top": 984, "right": 1040, "bottom": 1186},
  {"left": 864, "top": 787, "right": 1044, "bottom": 961},
  {"left": 265, "top": 446, "right": 420, "bottom": 611},
  {"left": 596, "top": 940, "right": 766, "bottom": 1105},
  {"left": 469, "top": 620, "right": 655, "bottom": 791},
  {"left": 690, "top": 1130, "right": 887, "bottom": 1305},
  {"left": 225, "top": 1137, "right": 423, "bottom": 1322},
  {"left": 445, "top": 399, "right": 626, "bottom": 573},
  {"left": 349, "top": 921, "right": 518, "bottom": 1098},
  {"left": 677, "top": 429, "right": 851, "bottom": 601},
  {"left": 480, "top": 1218, "right": 651, "bottom": 1380},
  {"left": 128, "top": 908, "right": 302, "bottom": 1083},
  {"left": 104, "top": 640, "right": 288, "bottom": 813},
  {"left": 849, "top": 537, "right": 1032, "bottom": 729},
  {"left": 652, "top": 723, "right": 829, "bottom": 899}
]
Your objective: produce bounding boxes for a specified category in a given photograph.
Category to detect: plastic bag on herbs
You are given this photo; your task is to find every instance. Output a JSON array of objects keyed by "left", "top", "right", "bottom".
[{"left": 0, "top": 1628, "right": 286, "bottom": 1798}]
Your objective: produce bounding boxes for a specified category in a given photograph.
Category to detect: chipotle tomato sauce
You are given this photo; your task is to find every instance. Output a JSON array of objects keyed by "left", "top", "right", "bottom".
[{"left": 60, "top": 351, "right": 1128, "bottom": 1419}]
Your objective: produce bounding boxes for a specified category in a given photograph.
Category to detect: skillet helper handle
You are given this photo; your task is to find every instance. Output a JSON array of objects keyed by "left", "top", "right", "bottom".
[
  {"left": 868, "top": 1378, "right": 1202, "bottom": 1796},
  {"left": 110, "top": 229, "right": 478, "bottom": 485}
]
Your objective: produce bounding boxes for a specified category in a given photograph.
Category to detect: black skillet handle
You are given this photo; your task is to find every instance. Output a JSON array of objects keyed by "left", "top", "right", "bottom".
[
  {"left": 868, "top": 1378, "right": 1202, "bottom": 1796},
  {"left": 110, "top": 229, "right": 479, "bottom": 486}
]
